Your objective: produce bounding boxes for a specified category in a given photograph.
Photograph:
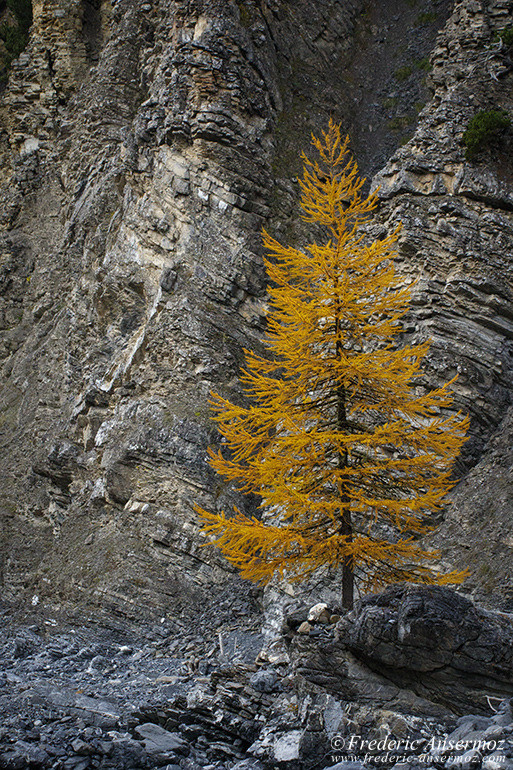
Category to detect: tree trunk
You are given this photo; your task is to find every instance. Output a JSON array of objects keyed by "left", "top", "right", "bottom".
[
  {"left": 337, "top": 375, "right": 353, "bottom": 610},
  {"left": 342, "top": 554, "right": 354, "bottom": 610},
  {"left": 334, "top": 237, "right": 353, "bottom": 610}
]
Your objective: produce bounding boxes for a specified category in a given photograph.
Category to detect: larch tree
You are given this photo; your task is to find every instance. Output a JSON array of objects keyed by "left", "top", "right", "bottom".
[{"left": 196, "top": 120, "right": 469, "bottom": 609}]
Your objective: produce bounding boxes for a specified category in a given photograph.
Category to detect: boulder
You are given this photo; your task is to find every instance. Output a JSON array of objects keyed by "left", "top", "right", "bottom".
[
  {"left": 336, "top": 584, "right": 513, "bottom": 714},
  {"left": 308, "top": 603, "right": 331, "bottom": 623}
]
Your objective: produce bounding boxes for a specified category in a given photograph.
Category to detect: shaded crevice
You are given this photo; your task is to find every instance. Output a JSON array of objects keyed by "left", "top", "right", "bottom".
[
  {"left": 460, "top": 189, "right": 513, "bottom": 213},
  {"left": 82, "top": 0, "right": 103, "bottom": 62}
]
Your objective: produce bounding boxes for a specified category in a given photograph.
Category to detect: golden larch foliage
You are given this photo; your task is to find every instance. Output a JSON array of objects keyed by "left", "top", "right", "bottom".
[{"left": 195, "top": 120, "right": 469, "bottom": 608}]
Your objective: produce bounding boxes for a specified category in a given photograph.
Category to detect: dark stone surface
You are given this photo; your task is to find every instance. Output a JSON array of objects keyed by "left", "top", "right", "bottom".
[
  {"left": 335, "top": 584, "right": 513, "bottom": 714},
  {"left": 3, "top": 590, "right": 513, "bottom": 769}
]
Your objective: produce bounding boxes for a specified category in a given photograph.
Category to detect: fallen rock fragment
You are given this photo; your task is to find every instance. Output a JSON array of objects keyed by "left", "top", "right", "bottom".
[{"left": 134, "top": 722, "right": 187, "bottom": 755}]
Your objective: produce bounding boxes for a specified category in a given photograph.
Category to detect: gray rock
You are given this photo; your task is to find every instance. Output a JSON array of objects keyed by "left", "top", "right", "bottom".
[
  {"left": 273, "top": 730, "right": 303, "bottom": 762},
  {"left": 2, "top": 740, "right": 50, "bottom": 767},
  {"left": 482, "top": 758, "right": 513, "bottom": 770},
  {"left": 70, "top": 739, "right": 91, "bottom": 755},
  {"left": 447, "top": 716, "right": 493, "bottom": 743},
  {"left": 492, "top": 700, "right": 513, "bottom": 727},
  {"left": 87, "top": 655, "right": 110, "bottom": 672},
  {"left": 336, "top": 584, "right": 513, "bottom": 714},
  {"left": 249, "top": 669, "right": 279, "bottom": 693},
  {"left": 445, "top": 748, "right": 483, "bottom": 770},
  {"left": 63, "top": 759, "right": 90, "bottom": 770},
  {"left": 283, "top": 604, "right": 310, "bottom": 632},
  {"left": 134, "top": 723, "right": 187, "bottom": 754},
  {"left": 13, "top": 634, "right": 39, "bottom": 659}
]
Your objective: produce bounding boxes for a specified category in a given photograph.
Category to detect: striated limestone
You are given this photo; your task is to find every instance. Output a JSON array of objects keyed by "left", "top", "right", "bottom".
[{"left": 0, "top": 0, "right": 372, "bottom": 616}]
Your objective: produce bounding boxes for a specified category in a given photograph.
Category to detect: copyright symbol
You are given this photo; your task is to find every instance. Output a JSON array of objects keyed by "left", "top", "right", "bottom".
[{"left": 331, "top": 736, "right": 345, "bottom": 749}]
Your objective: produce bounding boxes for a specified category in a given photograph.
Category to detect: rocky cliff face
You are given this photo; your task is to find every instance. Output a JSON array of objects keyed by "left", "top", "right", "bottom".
[
  {"left": 373, "top": 0, "right": 513, "bottom": 606},
  {"left": 0, "top": 0, "right": 512, "bottom": 619}
]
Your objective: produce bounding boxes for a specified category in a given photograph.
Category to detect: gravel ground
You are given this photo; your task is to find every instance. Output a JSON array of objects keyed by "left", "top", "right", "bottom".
[{"left": 0, "top": 594, "right": 268, "bottom": 770}]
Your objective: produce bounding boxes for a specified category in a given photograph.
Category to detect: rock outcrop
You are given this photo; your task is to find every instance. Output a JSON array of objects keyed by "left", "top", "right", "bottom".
[
  {"left": 335, "top": 584, "right": 513, "bottom": 714},
  {"left": 290, "top": 584, "right": 513, "bottom": 718},
  {"left": 372, "top": 0, "right": 513, "bottom": 606}
]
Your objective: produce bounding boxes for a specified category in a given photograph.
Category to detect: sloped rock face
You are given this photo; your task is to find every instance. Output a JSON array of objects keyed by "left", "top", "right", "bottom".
[
  {"left": 0, "top": 0, "right": 512, "bottom": 618},
  {"left": 431, "top": 408, "right": 513, "bottom": 609},
  {"left": 0, "top": 0, "right": 268, "bottom": 612},
  {"left": 374, "top": 0, "right": 513, "bottom": 460}
]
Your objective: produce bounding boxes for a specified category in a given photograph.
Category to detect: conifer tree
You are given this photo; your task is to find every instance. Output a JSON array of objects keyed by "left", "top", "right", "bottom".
[{"left": 196, "top": 120, "right": 469, "bottom": 609}]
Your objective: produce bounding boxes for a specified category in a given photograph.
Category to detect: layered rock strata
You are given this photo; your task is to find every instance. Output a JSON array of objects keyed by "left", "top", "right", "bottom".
[
  {"left": 373, "top": 0, "right": 513, "bottom": 604},
  {"left": 0, "top": 0, "right": 511, "bottom": 615}
]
